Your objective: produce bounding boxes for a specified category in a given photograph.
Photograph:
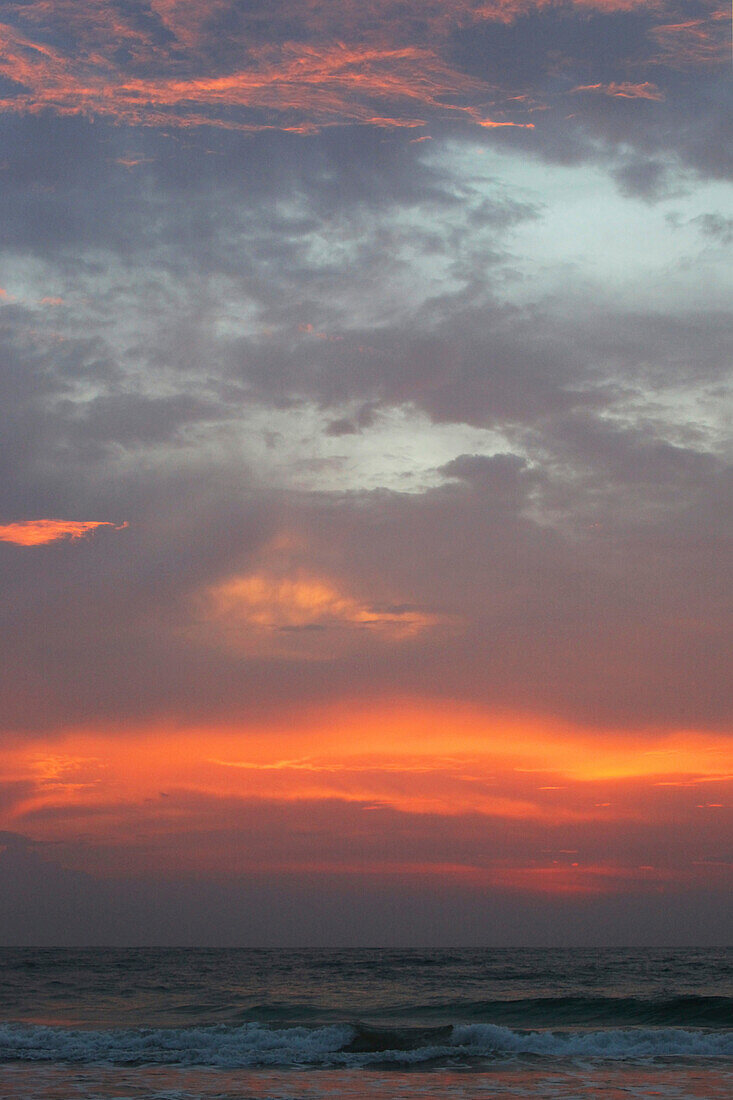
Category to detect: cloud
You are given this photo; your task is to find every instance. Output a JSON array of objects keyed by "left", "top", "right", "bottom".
[
  {"left": 0, "top": 15, "right": 530, "bottom": 133},
  {"left": 0, "top": 519, "right": 127, "bottom": 545},
  {"left": 0, "top": 106, "right": 728, "bottom": 731},
  {"left": 438, "top": 452, "right": 535, "bottom": 495},
  {"left": 572, "top": 82, "right": 664, "bottom": 100},
  {"left": 649, "top": 12, "right": 730, "bottom": 68},
  {"left": 192, "top": 524, "right": 455, "bottom": 657},
  {"left": 0, "top": 0, "right": 725, "bottom": 164},
  {"left": 203, "top": 568, "right": 447, "bottom": 652},
  {"left": 691, "top": 212, "right": 733, "bottom": 244},
  {"left": 1, "top": 716, "right": 730, "bottom": 936},
  {"left": 0, "top": 0, "right": 730, "bottom": 948},
  {"left": 1, "top": 822, "right": 729, "bottom": 945}
]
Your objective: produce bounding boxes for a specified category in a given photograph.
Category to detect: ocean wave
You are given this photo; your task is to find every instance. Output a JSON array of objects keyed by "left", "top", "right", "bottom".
[
  {"left": 1, "top": 1020, "right": 732, "bottom": 1068},
  {"left": 206, "top": 994, "right": 733, "bottom": 1030},
  {"left": 408, "top": 994, "right": 733, "bottom": 1029}
]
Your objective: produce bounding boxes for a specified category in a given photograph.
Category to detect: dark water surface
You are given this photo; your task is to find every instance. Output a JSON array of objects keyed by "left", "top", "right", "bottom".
[{"left": 0, "top": 948, "right": 731, "bottom": 1098}]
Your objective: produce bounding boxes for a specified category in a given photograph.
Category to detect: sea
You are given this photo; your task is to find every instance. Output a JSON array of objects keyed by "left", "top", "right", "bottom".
[{"left": 0, "top": 948, "right": 731, "bottom": 1100}]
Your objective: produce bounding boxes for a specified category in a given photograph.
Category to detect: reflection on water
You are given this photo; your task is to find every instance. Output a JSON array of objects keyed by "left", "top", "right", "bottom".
[{"left": 2, "top": 1064, "right": 733, "bottom": 1100}]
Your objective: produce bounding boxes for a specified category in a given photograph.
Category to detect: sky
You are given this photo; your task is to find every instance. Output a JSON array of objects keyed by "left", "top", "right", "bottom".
[{"left": 0, "top": 0, "right": 731, "bottom": 947}]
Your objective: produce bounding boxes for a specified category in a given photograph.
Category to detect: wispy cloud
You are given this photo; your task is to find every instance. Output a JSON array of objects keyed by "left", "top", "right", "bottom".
[
  {"left": 0, "top": 520, "right": 127, "bottom": 546},
  {"left": 0, "top": 16, "right": 531, "bottom": 132},
  {"left": 572, "top": 81, "right": 664, "bottom": 100}
]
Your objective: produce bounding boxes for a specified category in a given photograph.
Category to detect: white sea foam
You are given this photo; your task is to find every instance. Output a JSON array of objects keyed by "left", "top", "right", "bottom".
[
  {"left": 0, "top": 1023, "right": 354, "bottom": 1067},
  {"left": 0, "top": 1021, "right": 731, "bottom": 1067},
  {"left": 451, "top": 1023, "right": 733, "bottom": 1059}
]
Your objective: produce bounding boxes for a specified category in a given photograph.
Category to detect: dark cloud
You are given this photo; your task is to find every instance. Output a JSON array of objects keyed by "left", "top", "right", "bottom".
[
  {"left": 0, "top": 180, "right": 729, "bottom": 731},
  {"left": 450, "top": 8, "right": 654, "bottom": 89},
  {"left": 0, "top": 0, "right": 728, "bottom": 189},
  {"left": 611, "top": 156, "right": 674, "bottom": 201},
  {"left": 692, "top": 212, "right": 733, "bottom": 244}
]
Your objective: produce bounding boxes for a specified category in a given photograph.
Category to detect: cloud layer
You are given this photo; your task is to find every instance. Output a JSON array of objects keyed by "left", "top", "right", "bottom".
[{"left": 0, "top": 0, "right": 730, "bottom": 943}]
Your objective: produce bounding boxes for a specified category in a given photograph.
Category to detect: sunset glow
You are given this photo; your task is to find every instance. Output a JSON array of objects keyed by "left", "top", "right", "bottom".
[
  {"left": 1, "top": 0, "right": 730, "bottom": 946},
  {"left": 1, "top": 704, "right": 730, "bottom": 896}
]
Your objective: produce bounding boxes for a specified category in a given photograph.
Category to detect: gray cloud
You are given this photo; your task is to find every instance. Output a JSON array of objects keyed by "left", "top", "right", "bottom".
[{"left": 0, "top": 10, "right": 729, "bottom": 799}]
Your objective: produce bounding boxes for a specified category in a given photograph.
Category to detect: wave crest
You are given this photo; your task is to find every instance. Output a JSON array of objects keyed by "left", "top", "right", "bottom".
[{"left": 1, "top": 1020, "right": 732, "bottom": 1067}]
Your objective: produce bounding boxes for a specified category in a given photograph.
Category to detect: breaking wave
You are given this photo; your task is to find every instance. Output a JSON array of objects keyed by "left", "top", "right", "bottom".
[{"left": 1, "top": 1020, "right": 731, "bottom": 1067}]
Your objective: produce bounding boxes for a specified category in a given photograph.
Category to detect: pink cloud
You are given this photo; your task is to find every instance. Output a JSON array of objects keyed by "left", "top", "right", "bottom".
[{"left": 572, "top": 81, "right": 664, "bottom": 100}]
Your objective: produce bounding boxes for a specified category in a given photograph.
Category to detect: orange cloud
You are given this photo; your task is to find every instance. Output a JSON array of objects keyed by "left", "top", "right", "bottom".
[
  {"left": 3, "top": 701, "right": 731, "bottom": 817},
  {"left": 2, "top": 0, "right": 693, "bottom": 138},
  {"left": 149, "top": 0, "right": 233, "bottom": 50},
  {"left": 649, "top": 14, "right": 730, "bottom": 67},
  {"left": 572, "top": 81, "right": 664, "bottom": 100},
  {"left": 0, "top": 19, "right": 532, "bottom": 132},
  {"left": 193, "top": 531, "right": 453, "bottom": 654},
  {"left": 206, "top": 569, "right": 446, "bottom": 644},
  {"left": 1, "top": 701, "right": 730, "bottom": 886},
  {"left": 0, "top": 2, "right": 562, "bottom": 133},
  {"left": 0, "top": 519, "right": 128, "bottom": 546}
]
